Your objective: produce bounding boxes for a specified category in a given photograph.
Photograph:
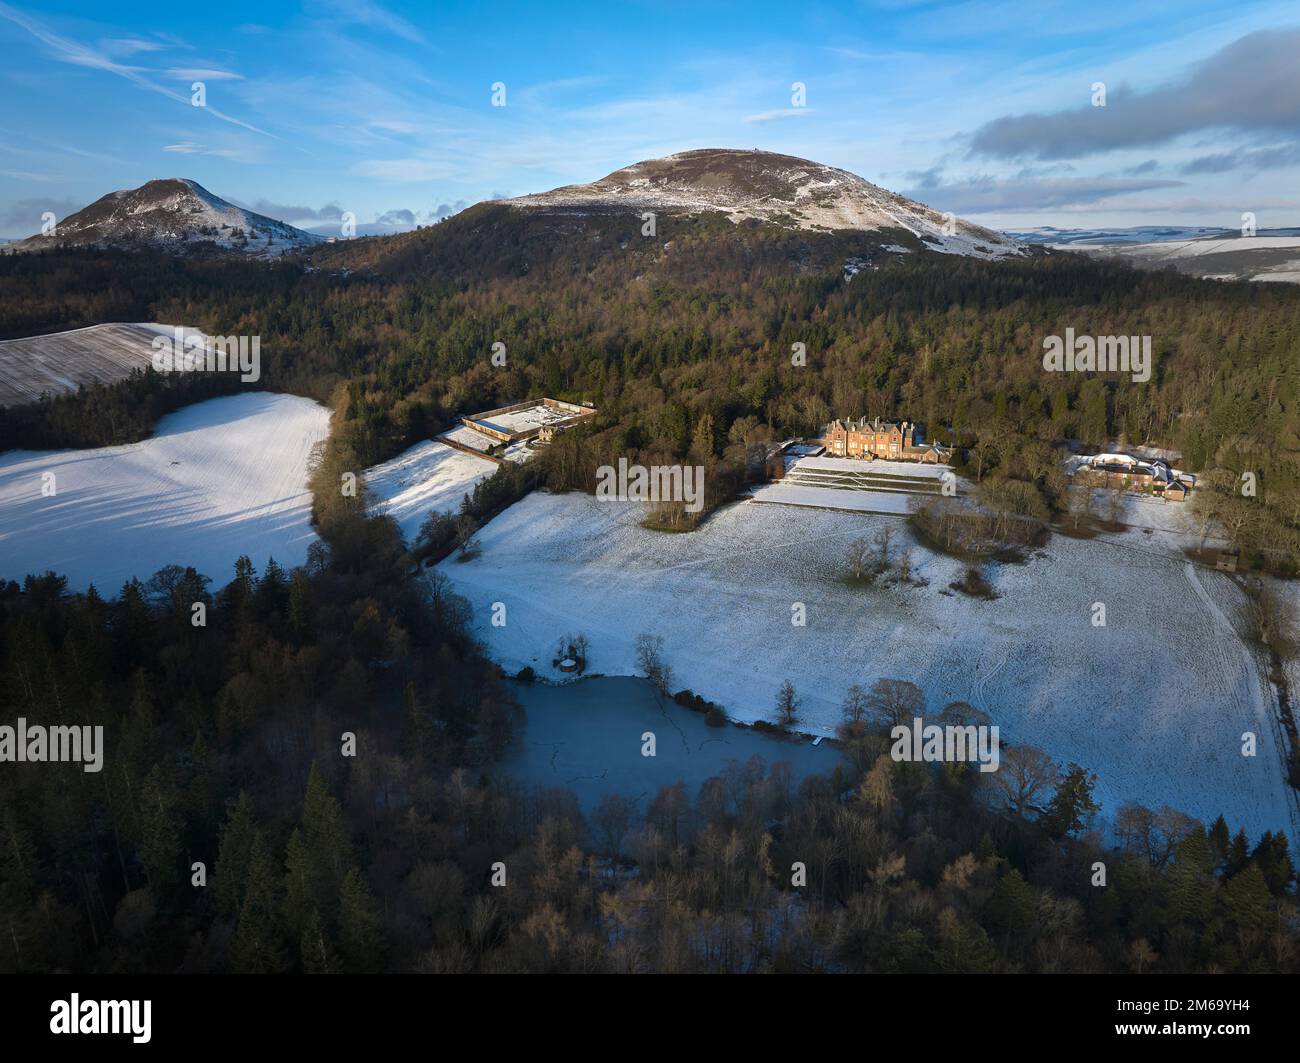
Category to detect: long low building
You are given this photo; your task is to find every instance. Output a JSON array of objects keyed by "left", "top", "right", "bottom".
[
  {"left": 435, "top": 397, "right": 597, "bottom": 460},
  {"left": 461, "top": 398, "right": 596, "bottom": 444},
  {"left": 1073, "top": 453, "right": 1194, "bottom": 499}
]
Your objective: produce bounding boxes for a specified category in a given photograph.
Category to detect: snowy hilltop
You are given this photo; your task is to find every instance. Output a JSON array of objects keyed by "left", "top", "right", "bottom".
[
  {"left": 8, "top": 178, "right": 321, "bottom": 257},
  {"left": 506, "top": 148, "right": 1025, "bottom": 260}
]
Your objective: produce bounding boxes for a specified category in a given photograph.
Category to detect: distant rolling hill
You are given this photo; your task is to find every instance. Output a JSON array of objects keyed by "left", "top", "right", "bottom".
[
  {"left": 5, "top": 178, "right": 320, "bottom": 258},
  {"left": 1009, "top": 225, "right": 1300, "bottom": 284}
]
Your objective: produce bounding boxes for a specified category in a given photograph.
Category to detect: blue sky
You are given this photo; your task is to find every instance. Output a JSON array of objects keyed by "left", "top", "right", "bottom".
[{"left": 2, "top": 0, "right": 1299, "bottom": 237}]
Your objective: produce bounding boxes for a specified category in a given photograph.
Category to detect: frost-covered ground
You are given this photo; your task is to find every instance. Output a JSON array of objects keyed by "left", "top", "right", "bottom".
[
  {"left": 0, "top": 322, "right": 208, "bottom": 406},
  {"left": 366, "top": 440, "right": 498, "bottom": 540},
  {"left": 438, "top": 424, "right": 498, "bottom": 452},
  {"left": 441, "top": 491, "right": 1298, "bottom": 839},
  {"left": 0, "top": 393, "right": 328, "bottom": 591}
]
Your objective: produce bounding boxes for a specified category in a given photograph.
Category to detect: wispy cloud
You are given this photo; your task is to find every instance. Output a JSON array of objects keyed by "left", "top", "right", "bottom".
[
  {"left": 163, "top": 141, "right": 240, "bottom": 158},
  {"left": 745, "top": 108, "right": 814, "bottom": 124},
  {"left": 0, "top": 1, "right": 274, "bottom": 137},
  {"left": 0, "top": 168, "right": 58, "bottom": 180},
  {"left": 305, "top": 0, "right": 426, "bottom": 45},
  {"left": 166, "top": 67, "right": 244, "bottom": 82},
  {"left": 98, "top": 37, "right": 167, "bottom": 57},
  {"left": 353, "top": 158, "right": 458, "bottom": 182}
]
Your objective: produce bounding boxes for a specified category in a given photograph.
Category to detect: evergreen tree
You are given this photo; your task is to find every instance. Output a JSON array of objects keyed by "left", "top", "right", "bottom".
[
  {"left": 230, "top": 833, "right": 288, "bottom": 974},
  {"left": 1220, "top": 864, "right": 1273, "bottom": 932},
  {"left": 1227, "top": 827, "right": 1251, "bottom": 876},
  {"left": 1251, "top": 831, "right": 1295, "bottom": 896},
  {"left": 1166, "top": 829, "right": 1216, "bottom": 925},
  {"left": 254, "top": 557, "right": 288, "bottom": 619},
  {"left": 283, "top": 766, "right": 352, "bottom": 934},
  {"left": 983, "top": 868, "right": 1035, "bottom": 941},
  {"left": 214, "top": 792, "right": 258, "bottom": 918},
  {"left": 1208, "top": 815, "right": 1230, "bottom": 869},
  {"left": 337, "top": 867, "right": 384, "bottom": 973},
  {"left": 299, "top": 908, "right": 340, "bottom": 974},
  {"left": 1041, "top": 763, "right": 1100, "bottom": 839}
]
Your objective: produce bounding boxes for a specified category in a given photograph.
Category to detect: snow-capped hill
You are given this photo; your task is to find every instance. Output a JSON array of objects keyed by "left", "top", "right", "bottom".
[
  {"left": 507, "top": 148, "right": 1024, "bottom": 259},
  {"left": 9, "top": 178, "right": 321, "bottom": 257}
]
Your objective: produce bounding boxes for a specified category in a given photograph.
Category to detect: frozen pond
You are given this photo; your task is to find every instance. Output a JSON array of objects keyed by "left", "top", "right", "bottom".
[{"left": 499, "top": 676, "right": 843, "bottom": 813}]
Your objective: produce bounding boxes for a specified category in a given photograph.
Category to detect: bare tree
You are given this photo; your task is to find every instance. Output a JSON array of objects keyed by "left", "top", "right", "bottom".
[
  {"left": 634, "top": 633, "right": 674, "bottom": 697},
  {"left": 1115, "top": 802, "right": 1199, "bottom": 868},
  {"left": 896, "top": 548, "right": 913, "bottom": 584},
  {"left": 846, "top": 538, "right": 872, "bottom": 582},
  {"left": 865, "top": 678, "right": 925, "bottom": 729},
  {"left": 875, "top": 526, "right": 892, "bottom": 573},
  {"left": 773, "top": 680, "right": 800, "bottom": 728},
  {"left": 454, "top": 513, "right": 481, "bottom": 559},
  {"left": 988, "top": 744, "right": 1057, "bottom": 816},
  {"left": 841, "top": 683, "right": 869, "bottom": 726},
  {"left": 1065, "top": 484, "right": 1096, "bottom": 532},
  {"left": 1104, "top": 488, "right": 1125, "bottom": 528},
  {"left": 938, "top": 701, "right": 990, "bottom": 729},
  {"left": 592, "top": 793, "right": 635, "bottom": 861},
  {"left": 1243, "top": 577, "right": 1297, "bottom": 658}
]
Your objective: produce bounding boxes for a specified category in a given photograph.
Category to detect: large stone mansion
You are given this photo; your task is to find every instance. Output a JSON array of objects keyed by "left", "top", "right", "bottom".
[{"left": 817, "top": 417, "right": 952, "bottom": 464}]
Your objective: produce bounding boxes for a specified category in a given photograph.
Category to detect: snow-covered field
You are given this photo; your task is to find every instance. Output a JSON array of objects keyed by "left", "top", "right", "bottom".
[
  {"left": 0, "top": 322, "right": 208, "bottom": 407},
  {"left": 1087, "top": 235, "right": 1300, "bottom": 258},
  {"left": 1060, "top": 233, "right": 1300, "bottom": 284},
  {"left": 0, "top": 393, "right": 329, "bottom": 591},
  {"left": 441, "top": 491, "right": 1298, "bottom": 839},
  {"left": 439, "top": 424, "right": 498, "bottom": 452},
  {"left": 366, "top": 439, "right": 498, "bottom": 539}
]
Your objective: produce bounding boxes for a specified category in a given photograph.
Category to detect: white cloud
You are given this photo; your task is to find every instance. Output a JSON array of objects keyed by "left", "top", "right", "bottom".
[
  {"left": 166, "top": 68, "right": 244, "bottom": 81},
  {"left": 352, "top": 158, "right": 456, "bottom": 181},
  {"left": 163, "top": 141, "right": 239, "bottom": 157},
  {"left": 745, "top": 108, "right": 814, "bottom": 124}
]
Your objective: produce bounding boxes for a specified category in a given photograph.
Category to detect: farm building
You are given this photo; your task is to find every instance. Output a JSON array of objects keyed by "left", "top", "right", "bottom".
[
  {"left": 437, "top": 398, "right": 597, "bottom": 459},
  {"left": 1072, "top": 453, "right": 1194, "bottom": 500},
  {"left": 462, "top": 398, "right": 596, "bottom": 444}
]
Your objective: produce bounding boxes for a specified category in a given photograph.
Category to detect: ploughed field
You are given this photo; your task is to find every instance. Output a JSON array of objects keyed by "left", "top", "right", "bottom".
[{"left": 0, "top": 322, "right": 206, "bottom": 406}]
